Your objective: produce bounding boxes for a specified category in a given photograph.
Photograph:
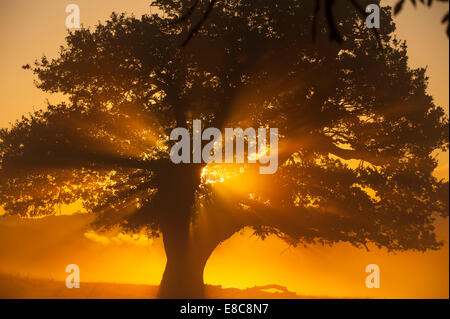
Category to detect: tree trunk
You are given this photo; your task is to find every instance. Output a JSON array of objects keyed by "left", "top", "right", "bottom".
[
  {"left": 158, "top": 215, "right": 209, "bottom": 298},
  {"left": 157, "top": 212, "right": 245, "bottom": 298},
  {"left": 153, "top": 163, "right": 206, "bottom": 298},
  {"left": 155, "top": 164, "right": 240, "bottom": 298}
]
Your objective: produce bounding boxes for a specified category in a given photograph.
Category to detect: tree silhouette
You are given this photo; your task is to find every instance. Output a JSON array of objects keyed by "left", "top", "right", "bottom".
[{"left": 0, "top": 0, "right": 448, "bottom": 298}]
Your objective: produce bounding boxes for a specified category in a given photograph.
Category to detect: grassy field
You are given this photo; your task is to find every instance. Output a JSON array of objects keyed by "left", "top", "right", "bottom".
[{"left": 0, "top": 273, "right": 305, "bottom": 299}]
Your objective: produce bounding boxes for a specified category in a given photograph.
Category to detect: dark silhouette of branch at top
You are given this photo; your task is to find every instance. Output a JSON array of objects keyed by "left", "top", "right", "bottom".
[
  {"left": 172, "top": 0, "right": 449, "bottom": 47},
  {"left": 324, "top": 0, "right": 342, "bottom": 43},
  {"left": 181, "top": 0, "right": 217, "bottom": 47},
  {"left": 391, "top": 0, "right": 449, "bottom": 35},
  {"left": 171, "top": 0, "right": 200, "bottom": 24}
]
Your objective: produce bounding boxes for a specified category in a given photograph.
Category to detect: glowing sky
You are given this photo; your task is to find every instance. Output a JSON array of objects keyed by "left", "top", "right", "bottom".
[{"left": 0, "top": 0, "right": 448, "bottom": 298}]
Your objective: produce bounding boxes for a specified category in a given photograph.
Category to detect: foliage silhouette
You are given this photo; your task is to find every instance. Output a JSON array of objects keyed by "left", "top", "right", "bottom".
[
  {"left": 1, "top": 0, "right": 449, "bottom": 298},
  {"left": 171, "top": 0, "right": 449, "bottom": 47}
]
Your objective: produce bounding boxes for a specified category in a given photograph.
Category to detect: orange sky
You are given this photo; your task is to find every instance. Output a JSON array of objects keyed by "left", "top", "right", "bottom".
[{"left": 0, "top": 0, "right": 448, "bottom": 298}]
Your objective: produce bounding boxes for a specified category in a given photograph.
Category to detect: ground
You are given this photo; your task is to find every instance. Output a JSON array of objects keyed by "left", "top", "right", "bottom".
[{"left": 0, "top": 273, "right": 311, "bottom": 299}]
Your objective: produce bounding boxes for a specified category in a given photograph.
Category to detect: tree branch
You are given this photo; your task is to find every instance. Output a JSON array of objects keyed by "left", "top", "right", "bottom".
[{"left": 1, "top": 150, "right": 170, "bottom": 175}]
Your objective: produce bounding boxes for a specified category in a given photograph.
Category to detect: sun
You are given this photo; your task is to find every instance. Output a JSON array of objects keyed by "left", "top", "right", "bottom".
[{"left": 201, "top": 163, "right": 246, "bottom": 184}]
